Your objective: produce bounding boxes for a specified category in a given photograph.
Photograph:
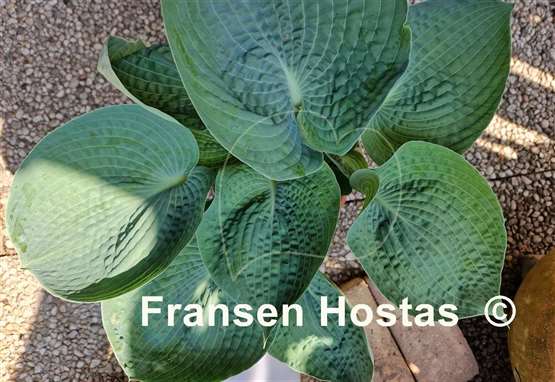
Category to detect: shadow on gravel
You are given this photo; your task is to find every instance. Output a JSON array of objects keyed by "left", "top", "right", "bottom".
[{"left": 12, "top": 290, "right": 126, "bottom": 382}]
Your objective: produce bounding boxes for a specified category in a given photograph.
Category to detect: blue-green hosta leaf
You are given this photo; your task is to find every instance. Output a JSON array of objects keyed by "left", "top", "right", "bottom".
[
  {"left": 197, "top": 163, "right": 340, "bottom": 311},
  {"left": 162, "top": 0, "right": 410, "bottom": 180},
  {"left": 101, "top": 241, "right": 265, "bottom": 382},
  {"left": 6, "top": 105, "right": 214, "bottom": 302},
  {"left": 363, "top": 0, "right": 512, "bottom": 164},
  {"left": 269, "top": 272, "right": 373, "bottom": 382},
  {"left": 347, "top": 142, "right": 506, "bottom": 318},
  {"left": 98, "top": 36, "right": 229, "bottom": 167}
]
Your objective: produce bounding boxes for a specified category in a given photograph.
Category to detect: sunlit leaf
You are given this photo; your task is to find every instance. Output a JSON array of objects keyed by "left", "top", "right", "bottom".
[
  {"left": 6, "top": 105, "right": 213, "bottom": 301},
  {"left": 348, "top": 141, "right": 506, "bottom": 317},
  {"left": 363, "top": 0, "right": 512, "bottom": 163},
  {"left": 269, "top": 272, "right": 373, "bottom": 382}
]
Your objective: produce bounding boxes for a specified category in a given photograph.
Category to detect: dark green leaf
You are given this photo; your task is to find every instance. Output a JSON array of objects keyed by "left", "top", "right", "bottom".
[
  {"left": 98, "top": 36, "right": 229, "bottom": 167},
  {"left": 102, "top": 240, "right": 265, "bottom": 382},
  {"left": 197, "top": 163, "right": 340, "bottom": 311}
]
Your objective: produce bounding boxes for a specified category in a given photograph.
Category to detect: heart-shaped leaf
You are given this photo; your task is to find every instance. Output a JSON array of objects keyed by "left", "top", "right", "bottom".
[
  {"left": 102, "top": 240, "right": 266, "bottom": 382},
  {"left": 162, "top": 0, "right": 410, "bottom": 180},
  {"left": 6, "top": 105, "right": 214, "bottom": 302},
  {"left": 98, "top": 36, "right": 229, "bottom": 167},
  {"left": 197, "top": 163, "right": 340, "bottom": 311},
  {"left": 363, "top": 0, "right": 512, "bottom": 164},
  {"left": 347, "top": 141, "right": 506, "bottom": 317},
  {"left": 269, "top": 272, "right": 373, "bottom": 382}
]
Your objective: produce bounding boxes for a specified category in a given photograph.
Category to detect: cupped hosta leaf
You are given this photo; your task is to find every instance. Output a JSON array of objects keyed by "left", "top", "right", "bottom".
[
  {"left": 347, "top": 141, "right": 506, "bottom": 317},
  {"left": 326, "top": 147, "right": 369, "bottom": 195},
  {"left": 98, "top": 35, "right": 229, "bottom": 167},
  {"left": 363, "top": 0, "right": 512, "bottom": 164},
  {"left": 269, "top": 272, "right": 373, "bottom": 382},
  {"left": 163, "top": 0, "right": 410, "bottom": 180},
  {"left": 102, "top": 240, "right": 265, "bottom": 382},
  {"left": 6, "top": 105, "right": 214, "bottom": 302},
  {"left": 197, "top": 163, "right": 340, "bottom": 311}
]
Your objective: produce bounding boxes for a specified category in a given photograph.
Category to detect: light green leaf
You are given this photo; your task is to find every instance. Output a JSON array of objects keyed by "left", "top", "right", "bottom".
[
  {"left": 347, "top": 141, "right": 506, "bottom": 317},
  {"left": 162, "top": 0, "right": 410, "bottom": 180},
  {"left": 98, "top": 36, "right": 229, "bottom": 167},
  {"left": 197, "top": 163, "right": 340, "bottom": 310},
  {"left": 269, "top": 272, "right": 373, "bottom": 382},
  {"left": 326, "top": 147, "right": 369, "bottom": 195},
  {"left": 363, "top": 0, "right": 512, "bottom": 164},
  {"left": 101, "top": 240, "right": 265, "bottom": 382},
  {"left": 6, "top": 105, "right": 214, "bottom": 302}
]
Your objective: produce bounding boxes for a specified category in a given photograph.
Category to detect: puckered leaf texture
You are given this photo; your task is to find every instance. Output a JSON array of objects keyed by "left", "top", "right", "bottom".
[
  {"left": 98, "top": 36, "right": 229, "bottom": 167},
  {"left": 6, "top": 105, "right": 213, "bottom": 301},
  {"left": 363, "top": 0, "right": 512, "bottom": 164},
  {"left": 348, "top": 142, "right": 506, "bottom": 317},
  {"left": 163, "top": 0, "right": 410, "bottom": 180},
  {"left": 197, "top": 163, "right": 340, "bottom": 312}
]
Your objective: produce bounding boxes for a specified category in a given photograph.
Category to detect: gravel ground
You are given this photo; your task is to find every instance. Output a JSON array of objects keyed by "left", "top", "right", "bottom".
[{"left": 1, "top": 0, "right": 554, "bottom": 381}]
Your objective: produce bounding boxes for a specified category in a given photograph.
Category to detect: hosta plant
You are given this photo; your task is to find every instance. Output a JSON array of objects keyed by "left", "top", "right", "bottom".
[{"left": 6, "top": 0, "right": 512, "bottom": 381}]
